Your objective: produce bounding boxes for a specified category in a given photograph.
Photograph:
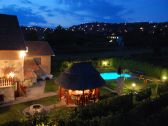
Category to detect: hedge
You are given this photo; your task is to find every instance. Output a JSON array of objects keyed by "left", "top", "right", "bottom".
[{"left": 53, "top": 58, "right": 168, "bottom": 79}]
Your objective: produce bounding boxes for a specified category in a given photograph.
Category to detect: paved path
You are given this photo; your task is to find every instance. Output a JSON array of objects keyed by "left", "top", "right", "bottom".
[
  {"left": 0, "top": 92, "right": 57, "bottom": 108},
  {"left": 22, "top": 100, "right": 77, "bottom": 115},
  {"left": 0, "top": 80, "right": 57, "bottom": 108}
]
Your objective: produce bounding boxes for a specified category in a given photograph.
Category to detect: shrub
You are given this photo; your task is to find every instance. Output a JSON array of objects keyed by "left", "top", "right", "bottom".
[
  {"left": 135, "top": 88, "right": 151, "bottom": 101},
  {"left": 75, "top": 94, "right": 133, "bottom": 120},
  {"left": 157, "top": 83, "right": 168, "bottom": 96}
]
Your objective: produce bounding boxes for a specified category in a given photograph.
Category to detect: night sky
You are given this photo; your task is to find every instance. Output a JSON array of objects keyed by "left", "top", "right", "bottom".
[{"left": 0, "top": 0, "right": 168, "bottom": 27}]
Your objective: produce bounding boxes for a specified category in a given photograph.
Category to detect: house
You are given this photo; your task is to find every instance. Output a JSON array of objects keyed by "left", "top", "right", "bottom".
[
  {"left": 0, "top": 14, "right": 54, "bottom": 102},
  {"left": 24, "top": 41, "right": 54, "bottom": 86}
]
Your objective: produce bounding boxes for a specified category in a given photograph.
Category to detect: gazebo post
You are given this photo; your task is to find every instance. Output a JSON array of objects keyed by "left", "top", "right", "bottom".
[
  {"left": 59, "top": 86, "right": 61, "bottom": 100},
  {"left": 96, "top": 88, "right": 100, "bottom": 100},
  {"left": 67, "top": 90, "right": 69, "bottom": 105},
  {"left": 82, "top": 89, "right": 84, "bottom": 106}
]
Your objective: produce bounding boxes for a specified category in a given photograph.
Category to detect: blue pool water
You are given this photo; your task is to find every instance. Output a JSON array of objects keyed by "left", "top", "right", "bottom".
[{"left": 100, "top": 72, "right": 131, "bottom": 80}]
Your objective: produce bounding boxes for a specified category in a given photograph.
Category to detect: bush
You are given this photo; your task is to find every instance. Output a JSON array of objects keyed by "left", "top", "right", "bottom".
[
  {"left": 158, "top": 83, "right": 168, "bottom": 96},
  {"left": 112, "top": 58, "right": 168, "bottom": 79},
  {"left": 135, "top": 88, "right": 151, "bottom": 101},
  {"left": 74, "top": 94, "right": 133, "bottom": 120}
]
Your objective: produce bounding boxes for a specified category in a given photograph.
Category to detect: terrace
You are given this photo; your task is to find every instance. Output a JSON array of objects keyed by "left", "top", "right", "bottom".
[
  {"left": 0, "top": 57, "right": 167, "bottom": 125},
  {"left": 0, "top": 77, "right": 16, "bottom": 88}
]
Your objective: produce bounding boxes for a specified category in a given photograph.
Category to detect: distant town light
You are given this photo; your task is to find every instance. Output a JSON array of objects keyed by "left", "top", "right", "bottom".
[
  {"left": 140, "top": 27, "right": 144, "bottom": 31},
  {"left": 109, "top": 40, "right": 113, "bottom": 43}
]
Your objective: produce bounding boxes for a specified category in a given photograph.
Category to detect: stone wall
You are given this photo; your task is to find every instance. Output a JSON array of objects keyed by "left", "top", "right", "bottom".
[{"left": 0, "top": 87, "right": 15, "bottom": 102}]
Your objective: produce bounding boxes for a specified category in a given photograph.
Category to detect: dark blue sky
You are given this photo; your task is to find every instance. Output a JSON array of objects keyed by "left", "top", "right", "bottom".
[{"left": 0, "top": 0, "right": 168, "bottom": 27}]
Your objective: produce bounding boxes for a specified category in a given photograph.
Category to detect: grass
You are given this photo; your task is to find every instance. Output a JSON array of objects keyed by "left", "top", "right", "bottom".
[
  {"left": 105, "top": 77, "right": 148, "bottom": 94},
  {"left": 45, "top": 79, "right": 59, "bottom": 93},
  {"left": 106, "top": 80, "right": 117, "bottom": 90},
  {"left": 0, "top": 96, "right": 59, "bottom": 125},
  {"left": 100, "top": 87, "right": 111, "bottom": 96},
  {"left": 123, "top": 78, "right": 148, "bottom": 93},
  {"left": 48, "top": 107, "right": 74, "bottom": 122},
  {"left": 97, "top": 67, "right": 116, "bottom": 73}
]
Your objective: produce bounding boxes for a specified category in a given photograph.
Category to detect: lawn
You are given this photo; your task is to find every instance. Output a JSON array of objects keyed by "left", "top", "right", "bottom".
[
  {"left": 123, "top": 78, "right": 148, "bottom": 93},
  {"left": 97, "top": 67, "right": 116, "bottom": 73},
  {"left": 105, "top": 78, "right": 148, "bottom": 93},
  {"left": 48, "top": 107, "right": 74, "bottom": 122},
  {"left": 0, "top": 96, "right": 59, "bottom": 125},
  {"left": 100, "top": 87, "right": 112, "bottom": 96},
  {"left": 44, "top": 79, "right": 59, "bottom": 93}
]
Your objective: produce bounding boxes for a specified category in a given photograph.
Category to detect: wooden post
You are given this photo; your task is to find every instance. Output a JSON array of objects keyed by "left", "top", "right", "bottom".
[
  {"left": 59, "top": 86, "right": 61, "bottom": 100},
  {"left": 82, "top": 89, "right": 84, "bottom": 106},
  {"left": 67, "top": 90, "right": 69, "bottom": 105},
  {"left": 96, "top": 88, "right": 100, "bottom": 99}
]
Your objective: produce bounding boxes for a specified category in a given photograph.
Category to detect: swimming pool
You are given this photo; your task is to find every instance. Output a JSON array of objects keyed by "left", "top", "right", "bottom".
[{"left": 100, "top": 72, "right": 131, "bottom": 80}]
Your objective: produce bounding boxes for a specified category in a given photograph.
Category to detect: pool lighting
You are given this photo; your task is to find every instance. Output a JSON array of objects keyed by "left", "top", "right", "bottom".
[{"left": 100, "top": 72, "right": 131, "bottom": 80}]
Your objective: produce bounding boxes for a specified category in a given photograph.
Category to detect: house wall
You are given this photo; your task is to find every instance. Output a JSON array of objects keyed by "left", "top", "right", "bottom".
[
  {"left": 25, "top": 55, "right": 51, "bottom": 74},
  {"left": 41, "top": 56, "right": 51, "bottom": 74},
  {"left": 0, "top": 51, "right": 24, "bottom": 81}
]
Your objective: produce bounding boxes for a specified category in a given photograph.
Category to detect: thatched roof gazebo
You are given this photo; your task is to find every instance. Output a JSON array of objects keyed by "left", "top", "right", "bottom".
[{"left": 56, "top": 62, "right": 105, "bottom": 105}]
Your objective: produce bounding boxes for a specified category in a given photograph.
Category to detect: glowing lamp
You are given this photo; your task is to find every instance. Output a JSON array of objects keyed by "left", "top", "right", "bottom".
[
  {"left": 19, "top": 51, "right": 26, "bottom": 58},
  {"left": 162, "top": 76, "right": 167, "bottom": 81},
  {"left": 75, "top": 90, "right": 83, "bottom": 95},
  {"left": 7, "top": 72, "right": 15, "bottom": 78},
  {"left": 68, "top": 90, "right": 72, "bottom": 95},
  {"left": 132, "top": 83, "right": 136, "bottom": 88},
  {"left": 102, "top": 61, "right": 108, "bottom": 66}
]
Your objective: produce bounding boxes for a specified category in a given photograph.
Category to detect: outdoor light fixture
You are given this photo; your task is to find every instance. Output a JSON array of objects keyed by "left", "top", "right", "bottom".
[
  {"left": 132, "top": 83, "right": 136, "bottom": 88},
  {"left": 68, "top": 90, "right": 72, "bottom": 95},
  {"left": 19, "top": 51, "right": 26, "bottom": 58},
  {"left": 162, "top": 76, "right": 167, "bottom": 81},
  {"left": 132, "top": 83, "right": 136, "bottom": 93},
  {"left": 102, "top": 61, "right": 108, "bottom": 66},
  {"left": 26, "top": 46, "right": 29, "bottom": 52},
  {"left": 7, "top": 72, "right": 15, "bottom": 78},
  {"left": 75, "top": 90, "right": 83, "bottom": 95}
]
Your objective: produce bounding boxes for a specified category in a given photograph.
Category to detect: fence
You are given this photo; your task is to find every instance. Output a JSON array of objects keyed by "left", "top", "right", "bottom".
[{"left": 0, "top": 78, "right": 15, "bottom": 88}]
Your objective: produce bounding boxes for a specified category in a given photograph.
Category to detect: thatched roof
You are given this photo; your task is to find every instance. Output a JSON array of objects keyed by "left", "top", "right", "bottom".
[
  {"left": 25, "top": 41, "right": 55, "bottom": 56},
  {"left": 0, "top": 14, "right": 26, "bottom": 50},
  {"left": 56, "top": 62, "right": 105, "bottom": 90}
]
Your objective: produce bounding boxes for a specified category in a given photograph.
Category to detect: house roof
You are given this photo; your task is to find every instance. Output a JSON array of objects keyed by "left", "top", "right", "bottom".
[
  {"left": 25, "top": 41, "right": 55, "bottom": 56},
  {"left": 0, "top": 14, "right": 26, "bottom": 50},
  {"left": 56, "top": 62, "right": 105, "bottom": 90}
]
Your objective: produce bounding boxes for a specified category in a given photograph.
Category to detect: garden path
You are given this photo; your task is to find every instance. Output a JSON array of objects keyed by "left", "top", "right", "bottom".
[{"left": 0, "top": 81, "right": 57, "bottom": 108}]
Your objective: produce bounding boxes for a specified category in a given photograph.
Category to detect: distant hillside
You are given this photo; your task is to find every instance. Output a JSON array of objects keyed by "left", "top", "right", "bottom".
[{"left": 21, "top": 22, "right": 168, "bottom": 53}]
